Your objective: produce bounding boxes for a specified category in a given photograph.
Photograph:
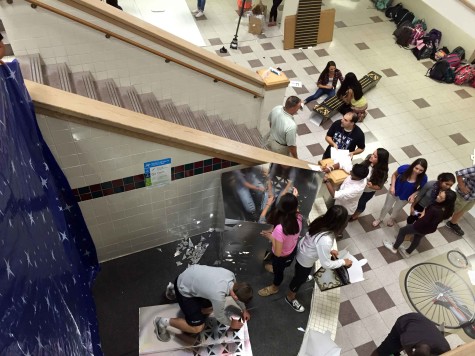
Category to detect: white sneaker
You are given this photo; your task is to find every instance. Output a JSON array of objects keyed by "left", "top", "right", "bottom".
[
  {"left": 383, "top": 240, "right": 397, "bottom": 254},
  {"left": 195, "top": 11, "right": 204, "bottom": 18},
  {"left": 285, "top": 297, "right": 305, "bottom": 312},
  {"left": 165, "top": 282, "right": 176, "bottom": 301},
  {"left": 192, "top": 9, "right": 200, "bottom": 13},
  {"left": 153, "top": 317, "right": 170, "bottom": 342}
]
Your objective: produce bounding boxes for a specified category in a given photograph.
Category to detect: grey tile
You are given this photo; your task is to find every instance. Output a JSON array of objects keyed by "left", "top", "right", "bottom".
[
  {"left": 370, "top": 16, "right": 383, "bottom": 23},
  {"left": 358, "top": 214, "right": 381, "bottom": 233},
  {"left": 401, "top": 145, "right": 422, "bottom": 158},
  {"left": 261, "top": 42, "right": 275, "bottom": 50},
  {"left": 381, "top": 68, "right": 397, "bottom": 77},
  {"left": 368, "top": 288, "right": 396, "bottom": 312},
  {"left": 297, "top": 123, "right": 311, "bottom": 136},
  {"left": 455, "top": 89, "right": 472, "bottom": 99},
  {"left": 271, "top": 55, "right": 286, "bottom": 64},
  {"left": 388, "top": 154, "right": 396, "bottom": 164},
  {"left": 339, "top": 300, "right": 360, "bottom": 326},
  {"left": 248, "top": 59, "right": 263, "bottom": 68},
  {"left": 335, "top": 21, "right": 347, "bottom": 28},
  {"left": 215, "top": 50, "right": 230, "bottom": 57},
  {"left": 293, "top": 52, "right": 308, "bottom": 61},
  {"left": 394, "top": 209, "right": 408, "bottom": 223},
  {"left": 315, "top": 49, "right": 329, "bottom": 57},
  {"left": 239, "top": 46, "right": 253, "bottom": 54},
  {"left": 355, "top": 42, "right": 370, "bottom": 50},
  {"left": 421, "top": 60, "right": 434, "bottom": 69},
  {"left": 438, "top": 226, "right": 462, "bottom": 243},
  {"left": 449, "top": 133, "right": 469, "bottom": 145},
  {"left": 293, "top": 85, "right": 309, "bottom": 95},
  {"left": 284, "top": 70, "right": 297, "bottom": 78},
  {"left": 367, "top": 108, "right": 386, "bottom": 119},
  {"left": 365, "top": 132, "right": 378, "bottom": 144},
  {"left": 306, "top": 143, "right": 325, "bottom": 156},
  {"left": 208, "top": 38, "right": 223, "bottom": 46},
  {"left": 321, "top": 118, "right": 333, "bottom": 130},
  {"left": 415, "top": 236, "right": 434, "bottom": 253},
  {"left": 355, "top": 341, "right": 377, "bottom": 356},
  {"left": 304, "top": 66, "right": 320, "bottom": 75},
  {"left": 413, "top": 98, "right": 430, "bottom": 108},
  {"left": 378, "top": 246, "right": 403, "bottom": 264}
]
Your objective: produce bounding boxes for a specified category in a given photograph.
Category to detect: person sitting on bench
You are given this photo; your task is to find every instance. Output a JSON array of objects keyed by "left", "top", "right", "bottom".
[
  {"left": 337, "top": 72, "right": 368, "bottom": 122},
  {"left": 302, "top": 61, "right": 344, "bottom": 106}
]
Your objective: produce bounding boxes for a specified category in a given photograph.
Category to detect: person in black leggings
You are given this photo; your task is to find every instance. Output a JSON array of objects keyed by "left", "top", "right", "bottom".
[{"left": 269, "top": 0, "right": 283, "bottom": 26}]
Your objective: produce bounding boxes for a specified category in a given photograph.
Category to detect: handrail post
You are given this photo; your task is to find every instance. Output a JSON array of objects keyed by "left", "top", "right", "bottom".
[{"left": 230, "top": 0, "right": 247, "bottom": 50}]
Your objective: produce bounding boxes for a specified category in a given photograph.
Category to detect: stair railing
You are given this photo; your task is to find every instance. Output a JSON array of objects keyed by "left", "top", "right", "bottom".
[{"left": 24, "top": 0, "right": 265, "bottom": 98}]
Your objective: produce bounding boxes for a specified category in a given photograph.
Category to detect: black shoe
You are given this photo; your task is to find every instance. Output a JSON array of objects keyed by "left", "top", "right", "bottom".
[
  {"left": 446, "top": 221, "right": 464, "bottom": 236},
  {"left": 285, "top": 297, "right": 305, "bottom": 312}
]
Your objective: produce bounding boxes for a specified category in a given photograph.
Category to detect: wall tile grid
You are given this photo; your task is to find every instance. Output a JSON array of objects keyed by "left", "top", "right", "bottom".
[{"left": 2, "top": 0, "right": 264, "bottom": 128}]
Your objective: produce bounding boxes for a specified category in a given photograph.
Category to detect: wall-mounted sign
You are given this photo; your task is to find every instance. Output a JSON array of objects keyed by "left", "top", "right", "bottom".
[{"left": 144, "top": 158, "right": 171, "bottom": 187}]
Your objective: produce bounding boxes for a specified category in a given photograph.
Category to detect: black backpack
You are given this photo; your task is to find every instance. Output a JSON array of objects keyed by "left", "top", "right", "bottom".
[
  {"left": 427, "top": 60, "right": 452, "bottom": 83},
  {"left": 392, "top": 7, "right": 409, "bottom": 24},
  {"left": 412, "top": 37, "right": 436, "bottom": 60},
  {"left": 385, "top": 3, "right": 402, "bottom": 19},
  {"left": 451, "top": 46, "right": 466, "bottom": 60},
  {"left": 397, "top": 11, "right": 415, "bottom": 26}
]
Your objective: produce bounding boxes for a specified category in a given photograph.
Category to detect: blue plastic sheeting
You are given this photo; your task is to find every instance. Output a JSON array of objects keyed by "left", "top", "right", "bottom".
[{"left": 0, "top": 60, "right": 102, "bottom": 355}]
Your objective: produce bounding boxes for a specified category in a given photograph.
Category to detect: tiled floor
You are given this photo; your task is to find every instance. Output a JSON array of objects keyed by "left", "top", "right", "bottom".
[{"left": 124, "top": 0, "right": 475, "bottom": 354}]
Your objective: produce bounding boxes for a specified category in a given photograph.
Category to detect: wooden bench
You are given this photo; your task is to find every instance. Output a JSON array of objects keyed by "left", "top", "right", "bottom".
[{"left": 313, "top": 71, "right": 382, "bottom": 125}]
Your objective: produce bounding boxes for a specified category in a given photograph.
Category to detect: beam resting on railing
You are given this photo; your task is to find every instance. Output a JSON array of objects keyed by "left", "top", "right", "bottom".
[{"left": 25, "top": 80, "right": 313, "bottom": 170}]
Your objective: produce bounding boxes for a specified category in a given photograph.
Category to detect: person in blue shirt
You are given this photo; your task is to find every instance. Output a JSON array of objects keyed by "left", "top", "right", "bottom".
[{"left": 373, "top": 158, "right": 428, "bottom": 227}]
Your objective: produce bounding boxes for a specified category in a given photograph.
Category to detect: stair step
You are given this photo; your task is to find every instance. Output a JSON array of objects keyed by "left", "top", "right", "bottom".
[
  {"left": 159, "top": 100, "right": 180, "bottom": 124},
  {"left": 221, "top": 120, "right": 241, "bottom": 142},
  {"left": 207, "top": 115, "right": 227, "bottom": 137},
  {"left": 96, "top": 79, "right": 123, "bottom": 107},
  {"left": 175, "top": 105, "right": 198, "bottom": 129},
  {"left": 235, "top": 124, "right": 256, "bottom": 147},
  {"left": 249, "top": 127, "right": 266, "bottom": 149},
  {"left": 193, "top": 111, "right": 213, "bottom": 134},
  {"left": 138, "top": 93, "right": 165, "bottom": 119},
  {"left": 118, "top": 86, "right": 144, "bottom": 114},
  {"left": 71, "top": 71, "right": 99, "bottom": 100},
  {"left": 44, "top": 63, "right": 73, "bottom": 93},
  {"left": 17, "top": 53, "right": 44, "bottom": 84}
]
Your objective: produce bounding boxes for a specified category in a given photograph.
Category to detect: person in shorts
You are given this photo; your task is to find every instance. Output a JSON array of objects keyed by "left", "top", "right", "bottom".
[{"left": 446, "top": 165, "right": 475, "bottom": 236}]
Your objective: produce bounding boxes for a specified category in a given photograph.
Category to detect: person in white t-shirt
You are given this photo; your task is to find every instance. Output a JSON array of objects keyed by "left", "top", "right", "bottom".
[{"left": 323, "top": 163, "right": 369, "bottom": 215}]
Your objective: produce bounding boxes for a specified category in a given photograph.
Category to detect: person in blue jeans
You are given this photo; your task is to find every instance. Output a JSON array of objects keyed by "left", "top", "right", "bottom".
[
  {"left": 302, "top": 61, "right": 344, "bottom": 106},
  {"left": 193, "top": 0, "right": 206, "bottom": 18}
]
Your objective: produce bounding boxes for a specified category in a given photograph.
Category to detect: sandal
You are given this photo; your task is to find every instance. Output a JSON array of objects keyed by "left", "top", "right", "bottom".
[
  {"left": 264, "top": 264, "right": 274, "bottom": 273},
  {"left": 258, "top": 285, "right": 278, "bottom": 297},
  {"left": 387, "top": 219, "right": 395, "bottom": 227},
  {"left": 372, "top": 219, "right": 381, "bottom": 227}
]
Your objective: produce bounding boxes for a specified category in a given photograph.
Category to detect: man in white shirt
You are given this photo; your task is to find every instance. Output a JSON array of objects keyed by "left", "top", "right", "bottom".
[
  {"left": 323, "top": 163, "right": 369, "bottom": 215},
  {"left": 267, "top": 96, "right": 301, "bottom": 159}
]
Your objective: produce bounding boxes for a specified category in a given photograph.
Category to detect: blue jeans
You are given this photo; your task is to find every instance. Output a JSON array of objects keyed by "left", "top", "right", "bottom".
[
  {"left": 304, "top": 87, "right": 335, "bottom": 104},
  {"left": 197, "top": 0, "right": 206, "bottom": 11}
]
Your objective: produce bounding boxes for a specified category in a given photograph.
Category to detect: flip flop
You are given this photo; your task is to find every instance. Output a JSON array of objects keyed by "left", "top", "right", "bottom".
[
  {"left": 372, "top": 219, "right": 381, "bottom": 227},
  {"left": 258, "top": 286, "right": 278, "bottom": 297},
  {"left": 387, "top": 219, "right": 395, "bottom": 227}
]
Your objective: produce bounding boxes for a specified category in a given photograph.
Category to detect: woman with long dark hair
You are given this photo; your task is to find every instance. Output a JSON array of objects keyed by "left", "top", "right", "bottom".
[
  {"left": 337, "top": 72, "right": 368, "bottom": 122},
  {"left": 384, "top": 190, "right": 456, "bottom": 255},
  {"left": 302, "top": 61, "right": 344, "bottom": 105},
  {"left": 373, "top": 158, "right": 428, "bottom": 227},
  {"left": 407, "top": 172, "right": 455, "bottom": 224},
  {"left": 284, "top": 205, "right": 352, "bottom": 312},
  {"left": 258, "top": 190, "right": 303, "bottom": 297},
  {"left": 351, "top": 148, "right": 389, "bottom": 220}
]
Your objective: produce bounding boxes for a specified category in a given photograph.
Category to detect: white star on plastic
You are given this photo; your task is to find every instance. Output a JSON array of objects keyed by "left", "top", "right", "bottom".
[
  {"left": 8, "top": 219, "right": 13, "bottom": 228},
  {"left": 35, "top": 333, "right": 44, "bottom": 348},
  {"left": 29, "top": 158, "right": 35, "bottom": 171},
  {"left": 28, "top": 212, "right": 35, "bottom": 225},
  {"left": 84, "top": 250, "right": 91, "bottom": 257},
  {"left": 4, "top": 259, "right": 15, "bottom": 279},
  {"left": 40, "top": 211, "right": 46, "bottom": 223},
  {"left": 11, "top": 161, "right": 16, "bottom": 174},
  {"left": 58, "top": 231, "right": 68, "bottom": 242},
  {"left": 43, "top": 162, "right": 49, "bottom": 171},
  {"left": 6, "top": 68, "right": 17, "bottom": 82},
  {"left": 40, "top": 176, "right": 48, "bottom": 189},
  {"left": 24, "top": 251, "right": 33, "bottom": 267},
  {"left": 45, "top": 295, "right": 50, "bottom": 311},
  {"left": 64, "top": 203, "right": 72, "bottom": 212},
  {"left": 51, "top": 250, "right": 56, "bottom": 261}
]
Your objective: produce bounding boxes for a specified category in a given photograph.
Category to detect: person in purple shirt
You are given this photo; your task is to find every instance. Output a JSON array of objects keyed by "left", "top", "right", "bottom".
[
  {"left": 373, "top": 159, "right": 428, "bottom": 227},
  {"left": 384, "top": 189, "right": 455, "bottom": 255}
]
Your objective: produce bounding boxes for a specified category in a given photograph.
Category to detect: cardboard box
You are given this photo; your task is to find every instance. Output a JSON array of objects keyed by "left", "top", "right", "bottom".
[
  {"left": 317, "top": 8, "right": 336, "bottom": 44},
  {"left": 283, "top": 15, "right": 296, "bottom": 50},
  {"left": 249, "top": 15, "right": 264, "bottom": 35}
]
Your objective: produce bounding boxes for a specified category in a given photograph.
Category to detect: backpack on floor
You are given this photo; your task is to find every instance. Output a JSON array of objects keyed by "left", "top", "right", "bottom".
[
  {"left": 412, "top": 37, "right": 435, "bottom": 60},
  {"left": 397, "top": 11, "right": 415, "bottom": 26},
  {"left": 471, "top": 75, "right": 475, "bottom": 88},
  {"left": 427, "top": 60, "right": 453, "bottom": 83},
  {"left": 391, "top": 6, "right": 408, "bottom": 24},
  {"left": 454, "top": 64, "right": 474, "bottom": 85},
  {"left": 433, "top": 46, "right": 450, "bottom": 61},
  {"left": 409, "top": 24, "right": 426, "bottom": 46},
  {"left": 412, "top": 18, "right": 427, "bottom": 31},
  {"left": 450, "top": 46, "right": 466, "bottom": 60},
  {"left": 385, "top": 3, "right": 402, "bottom": 19},
  {"left": 445, "top": 53, "right": 462, "bottom": 68},
  {"left": 376, "top": 0, "right": 393, "bottom": 11},
  {"left": 426, "top": 28, "right": 442, "bottom": 48},
  {"left": 395, "top": 24, "right": 414, "bottom": 47}
]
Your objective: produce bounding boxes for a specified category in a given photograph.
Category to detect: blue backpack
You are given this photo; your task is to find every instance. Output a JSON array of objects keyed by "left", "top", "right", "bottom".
[{"left": 376, "top": 0, "right": 393, "bottom": 10}]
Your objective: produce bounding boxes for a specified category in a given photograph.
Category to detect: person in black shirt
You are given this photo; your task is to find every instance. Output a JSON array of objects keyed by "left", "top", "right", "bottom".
[
  {"left": 322, "top": 112, "right": 365, "bottom": 159},
  {"left": 371, "top": 313, "right": 450, "bottom": 356}
]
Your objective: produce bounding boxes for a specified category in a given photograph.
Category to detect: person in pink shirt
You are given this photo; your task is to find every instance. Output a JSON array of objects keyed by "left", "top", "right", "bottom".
[{"left": 258, "top": 189, "right": 303, "bottom": 297}]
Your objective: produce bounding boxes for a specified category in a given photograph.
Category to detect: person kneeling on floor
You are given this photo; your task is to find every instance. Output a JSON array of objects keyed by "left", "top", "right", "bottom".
[{"left": 154, "top": 265, "right": 253, "bottom": 342}]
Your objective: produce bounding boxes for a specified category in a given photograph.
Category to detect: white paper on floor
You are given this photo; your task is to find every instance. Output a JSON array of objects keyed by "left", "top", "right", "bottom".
[
  {"left": 139, "top": 298, "right": 252, "bottom": 355},
  {"left": 298, "top": 330, "right": 341, "bottom": 356}
]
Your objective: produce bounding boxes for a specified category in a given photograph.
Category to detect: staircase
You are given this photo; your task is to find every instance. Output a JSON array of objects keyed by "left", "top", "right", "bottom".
[
  {"left": 17, "top": 54, "right": 266, "bottom": 149},
  {"left": 294, "top": 0, "right": 322, "bottom": 48}
]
